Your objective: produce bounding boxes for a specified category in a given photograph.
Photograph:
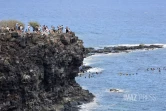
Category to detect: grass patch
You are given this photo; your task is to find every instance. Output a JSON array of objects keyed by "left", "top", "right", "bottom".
[
  {"left": 0, "top": 20, "right": 24, "bottom": 29},
  {"left": 28, "top": 21, "right": 40, "bottom": 30}
]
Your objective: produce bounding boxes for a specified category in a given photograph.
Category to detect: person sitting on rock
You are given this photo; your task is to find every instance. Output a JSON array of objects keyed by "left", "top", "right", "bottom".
[
  {"left": 20, "top": 25, "right": 23, "bottom": 33},
  {"left": 0, "top": 26, "right": 4, "bottom": 32},
  {"left": 10, "top": 28, "right": 14, "bottom": 32},
  {"left": 6, "top": 26, "right": 10, "bottom": 31}
]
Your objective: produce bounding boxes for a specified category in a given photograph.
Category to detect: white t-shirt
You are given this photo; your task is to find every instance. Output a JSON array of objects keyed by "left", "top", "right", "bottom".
[{"left": 6, "top": 27, "right": 9, "bottom": 30}]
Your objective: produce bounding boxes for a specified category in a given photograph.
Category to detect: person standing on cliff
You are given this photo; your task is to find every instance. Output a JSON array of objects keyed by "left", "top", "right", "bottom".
[
  {"left": 68, "top": 28, "right": 71, "bottom": 33},
  {"left": 17, "top": 24, "right": 21, "bottom": 33},
  {"left": 28, "top": 25, "right": 30, "bottom": 33},
  {"left": 42, "top": 25, "right": 45, "bottom": 32},
  {"left": 57, "top": 25, "right": 60, "bottom": 33},
  {"left": 46, "top": 26, "right": 49, "bottom": 33},
  {"left": 38, "top": 25, "right": 41, "bottom": 33},
  {"left": 15, "top": 23, "right": 18, "bottom": 31},
  {"left": 52, "top": 26, "right": 55, "bottom": 33},
  {"left": 65, "top": 26, "right": 69, "bottom": 33},
  {"left": 61, "top": 25, "right": 63, "bottom": 33},
  {"left": 42, "top": 25, "right": 46, "bottom": 32},
  {"left": 50, "top": 25, "right": 55, "bottom": 34}
]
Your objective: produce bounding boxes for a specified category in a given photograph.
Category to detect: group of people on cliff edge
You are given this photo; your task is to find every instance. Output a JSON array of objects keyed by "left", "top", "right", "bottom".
[
  {"left": 0, "top": 23, "right": 71, "bottom": 35},
  {"left": 26, "top": 24, "right": 71, "bottom": 34}
]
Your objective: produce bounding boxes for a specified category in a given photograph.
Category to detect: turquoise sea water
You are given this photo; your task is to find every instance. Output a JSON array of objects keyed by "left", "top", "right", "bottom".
[{"left": 1, "top": 0, "right": 166, "bottom": 111}]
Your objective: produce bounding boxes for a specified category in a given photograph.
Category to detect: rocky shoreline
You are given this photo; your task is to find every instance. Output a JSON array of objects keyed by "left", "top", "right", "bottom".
[
  {"left": 0, "top": 32, "right": 94, "bottom": 111},
  {"left": 79, "top": 44, "right": 164, "bottom": 73},
  {"left": 85, "top": 44, "right": 163, "bottom": 56}
]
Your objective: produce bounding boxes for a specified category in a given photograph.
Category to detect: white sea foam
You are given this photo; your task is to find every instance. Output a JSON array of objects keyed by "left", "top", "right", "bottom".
[
  {"left": 99, "top": 43, "right": 166, "bottom": 48},
  {"left": 81, "top": 86, "right": 88, "bottom": 90},
  {"left": 83, "top": 56, "right": 94, "bottom": 66},
  {"left": 95, "top": 44, "right": 141, "bottom": 48},
  {"left": 79, "top": 98, "right": 98, "bottom": 111},
  {"left": 87, "top": 67, "right": 104, "bottom": 73},
  {"left": 158, "top": 44, "right": 166, "bottom": 48},
  {"left": 83, "top": 54, "right": 105, "bottom": 66},
  {"left": 106, "top": 52, "right": 128, "bottom": 56}
]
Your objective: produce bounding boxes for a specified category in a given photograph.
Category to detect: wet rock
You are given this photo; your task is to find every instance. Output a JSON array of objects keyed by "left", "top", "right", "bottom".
[
  {"left": 79, "top": 65, "right": 92, "bottom": 73},
  {"left": 110, "top": 89, "right": 123, "bottom": 93},
  {"left": 110, "top": 89, "right": 119, "bottom": 92}
]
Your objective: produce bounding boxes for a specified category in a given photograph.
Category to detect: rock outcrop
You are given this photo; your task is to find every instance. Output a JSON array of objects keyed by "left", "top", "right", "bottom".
[
  {"left": 85, "top": 44, "right": 163, "bottom": 55},
  {"left": 0, "top": 32, "right": 94, "bottom": 111}
]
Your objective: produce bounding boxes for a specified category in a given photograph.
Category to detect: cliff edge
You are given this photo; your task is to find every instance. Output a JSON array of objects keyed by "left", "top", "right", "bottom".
[{"left": 0, "top": 32, "right": 94, "bottom": 111}]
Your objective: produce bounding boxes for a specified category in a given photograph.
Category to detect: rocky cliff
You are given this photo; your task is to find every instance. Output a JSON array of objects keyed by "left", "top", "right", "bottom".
[{"left": 0, "top": 32, "right": 94, "bottom": 111}]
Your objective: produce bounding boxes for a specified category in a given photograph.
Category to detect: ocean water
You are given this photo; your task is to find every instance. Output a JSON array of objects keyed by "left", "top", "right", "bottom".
[{"left": 1, "top": 0, "right": 166, "bottom": 111}]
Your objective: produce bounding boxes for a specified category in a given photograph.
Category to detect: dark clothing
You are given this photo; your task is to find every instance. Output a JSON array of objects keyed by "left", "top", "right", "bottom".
[
  {"left": 18, "top": 26, "right": 20, "bottom": 30},
  {"left": 66, "top": 29, "right": 69, "bottom": 33}
]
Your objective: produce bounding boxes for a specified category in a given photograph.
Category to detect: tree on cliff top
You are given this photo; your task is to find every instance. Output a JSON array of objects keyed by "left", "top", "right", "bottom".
[
  {"left": 0, "top": 20, "right": 24, "bottom": 29},
  {"left": 28, "top": 21, "right": 40, "bottom": 30}
]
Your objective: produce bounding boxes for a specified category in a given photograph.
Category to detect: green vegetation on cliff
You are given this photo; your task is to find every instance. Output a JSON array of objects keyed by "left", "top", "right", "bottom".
[{"left": 0, "top": 20, "right": 24, "bottom": 29}]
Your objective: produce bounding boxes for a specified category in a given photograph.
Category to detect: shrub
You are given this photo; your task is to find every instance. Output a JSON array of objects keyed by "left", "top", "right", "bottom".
[
  {"left": 139, "top": 43, "right": 145, "bottom": 47},
  {"left": 28, "top": 21, "right": 40, "bottom": 30},
  {"left": 139, "top": 43, "right": 145, "bottom": 48},
  {"left": 0, "top": 20, "right": 24, "bottom": 29}
]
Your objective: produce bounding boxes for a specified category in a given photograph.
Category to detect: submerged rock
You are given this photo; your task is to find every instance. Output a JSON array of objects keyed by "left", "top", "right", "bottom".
[
  {"left": 0, "top": 32, "right": 94, "bottom": 111},
  {"left": 110, "top": 89, "right": 123, "bottom": 93},
  {"left": 79, "top": 65, "right": 92, "bottom": 73}
]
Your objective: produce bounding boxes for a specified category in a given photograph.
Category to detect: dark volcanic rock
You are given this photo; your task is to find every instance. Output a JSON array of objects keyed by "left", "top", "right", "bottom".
[
  {"left": 0, "top": 32, "right": 94, "bottom": 111},
  {"left": 79, "top": 65, "right": 92, "bottom": 73},
  {"left": 85, "top": 44, "right": 163, "bottom": 54}
]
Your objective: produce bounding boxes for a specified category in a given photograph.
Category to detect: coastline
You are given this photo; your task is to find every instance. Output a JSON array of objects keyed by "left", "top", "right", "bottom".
[
  {"left": 85, "top": 44, "right": 163, "bottom": 55},
  {"left": 0, "top": 30, "right": 165, "bottom": 111},
  {"left": 77, "top": 44, "right": 166, "bottom": 111}
]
